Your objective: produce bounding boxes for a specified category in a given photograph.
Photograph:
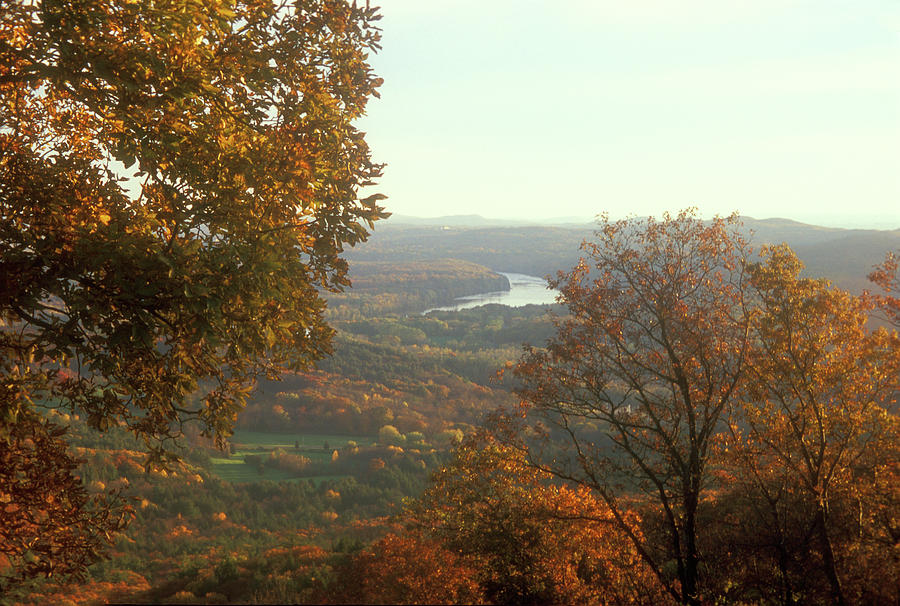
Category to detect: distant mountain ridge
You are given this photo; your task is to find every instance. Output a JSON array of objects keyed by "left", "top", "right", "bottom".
[
  {"left": 386, "top": 214, "right": 593, "bottom": 227},
  {"left": 386, "top": 213, "right": 898, "bottom": 232},
  {"left": 358, "top": 216, "right": 898, "bottom": 295}
]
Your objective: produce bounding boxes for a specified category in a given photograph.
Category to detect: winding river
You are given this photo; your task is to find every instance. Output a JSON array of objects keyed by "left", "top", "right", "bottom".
[{"left": 424, "top": 272, "right": 559, "bottom": 314}]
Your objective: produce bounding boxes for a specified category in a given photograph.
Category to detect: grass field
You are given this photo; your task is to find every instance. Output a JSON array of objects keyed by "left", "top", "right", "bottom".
[
  {"left": 209, "top": 431, "right": 373, "bottom": 483},
  {"left": 210, "top": 457, "right": 299, "bottom": 483},
  {"left": 231, "top": 431, "right": 374, "bottom": 450}
]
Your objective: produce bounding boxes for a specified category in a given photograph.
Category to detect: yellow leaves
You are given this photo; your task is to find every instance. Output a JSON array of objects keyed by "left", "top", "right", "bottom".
[
  {"left": 723, "top": 244, "right": 900, "bottom": 595},
  {"left": 1, "top": 0, "right": 386, "bottom": 588},
  {"left": 168, "top": 524, "right": 193, "bottom": 538}
]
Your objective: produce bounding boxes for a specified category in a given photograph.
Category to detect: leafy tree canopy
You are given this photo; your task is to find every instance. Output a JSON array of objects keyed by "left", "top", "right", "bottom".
[{"left": 0, "top": 0, "right": 384, "bottom": 589}]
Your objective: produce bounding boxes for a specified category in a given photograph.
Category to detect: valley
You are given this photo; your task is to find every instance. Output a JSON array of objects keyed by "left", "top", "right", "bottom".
[{"left": 16, "top": 217, "right": 899, "bottom": 605}]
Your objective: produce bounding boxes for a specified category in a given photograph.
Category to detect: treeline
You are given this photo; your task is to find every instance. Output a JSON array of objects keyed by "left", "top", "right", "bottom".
[
  {"left": 327, "top": 259, "right": 510, "bottom": 316},
  {"left": 321, "top": 332, "right": 521, "bottom": 386}
]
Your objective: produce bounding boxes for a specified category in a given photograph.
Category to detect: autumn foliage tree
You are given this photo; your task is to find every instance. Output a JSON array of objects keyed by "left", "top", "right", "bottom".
[
  {"left": 511, "top": 212, "right": 899, "bottom": 605},
  {"left": 513, "top": 210, "right": 752, "bottom": 605},
  {"left": 868, "top": 250, "right": 900, "bottom": 326},
  {"left": 720, "top": 245, "right": 900, "bottom": 605},
  {"left": 1, "top": 0, "right": 384, "bottom": 588},
  {"left": 401, "top": 435, "right": 665, "bottom": 606}
]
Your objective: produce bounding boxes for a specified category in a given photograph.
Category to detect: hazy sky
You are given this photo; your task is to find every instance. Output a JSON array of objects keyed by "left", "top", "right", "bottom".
[{"left": 358, "top": 0, "right": 899, "bottom": 229}]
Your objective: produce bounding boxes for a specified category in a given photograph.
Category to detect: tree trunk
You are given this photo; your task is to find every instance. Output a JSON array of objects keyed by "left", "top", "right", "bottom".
[
  {"left": 682, "top": 491, "right": 701, "bottom": 606},
  {"left": 814, "top": 503, "right": 845, "bottom": 606},
  {"left": 775, "top": 537, "right": 795, "bottom": 606}
]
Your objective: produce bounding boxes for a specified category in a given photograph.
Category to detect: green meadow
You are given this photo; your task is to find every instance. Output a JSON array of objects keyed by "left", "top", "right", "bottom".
[{"left": 209, "top": 431, "right": 375, "bottom": 483}]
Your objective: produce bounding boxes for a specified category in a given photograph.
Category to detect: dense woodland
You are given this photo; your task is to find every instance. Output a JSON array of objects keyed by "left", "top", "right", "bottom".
[
  {"left": 5, "top": 214, "right": 898, "bottom": 605},
  {"left": 6, "top": 259, "right": 559, "bottom": 604}
]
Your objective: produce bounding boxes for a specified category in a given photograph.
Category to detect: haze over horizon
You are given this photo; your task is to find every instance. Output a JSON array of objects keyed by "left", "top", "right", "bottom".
[
  {"left": 360, "top": 1, "right": 899, "bottom": 232},
  {"left": 384, "top": 211, "right": 900, "bottom": 231}
]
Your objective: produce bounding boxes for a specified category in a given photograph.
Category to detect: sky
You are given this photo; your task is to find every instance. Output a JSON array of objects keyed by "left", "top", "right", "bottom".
[{"left": 357, "top": 0, "right": 899, "bottom": 229}]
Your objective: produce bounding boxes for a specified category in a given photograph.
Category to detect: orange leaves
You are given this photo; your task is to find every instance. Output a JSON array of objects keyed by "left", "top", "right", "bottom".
[
  {"left": 398, "top": 437, "right": 665, "bottom": 605},
  {"left": 743, "top": 247, "right": 897, "bottom": 474},
  {"left": 329, "top": 531, "right": 487, "bottom": 605},
  {"left": 867, "top": 250, "right": 900, "bottom": 327},
  {"left": 167, "top": 524, "right": 193, "bottom": 539}
]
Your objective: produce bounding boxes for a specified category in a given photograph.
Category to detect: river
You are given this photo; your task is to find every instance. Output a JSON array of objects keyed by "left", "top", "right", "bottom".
[{"left": 424, "top": 272, "right": 559, "bottom": 314}]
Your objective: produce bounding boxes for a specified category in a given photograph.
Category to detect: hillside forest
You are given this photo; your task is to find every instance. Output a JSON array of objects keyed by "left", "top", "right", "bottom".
[{"left": 6, "top": 211, "right": 899, "bottom": 605}]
